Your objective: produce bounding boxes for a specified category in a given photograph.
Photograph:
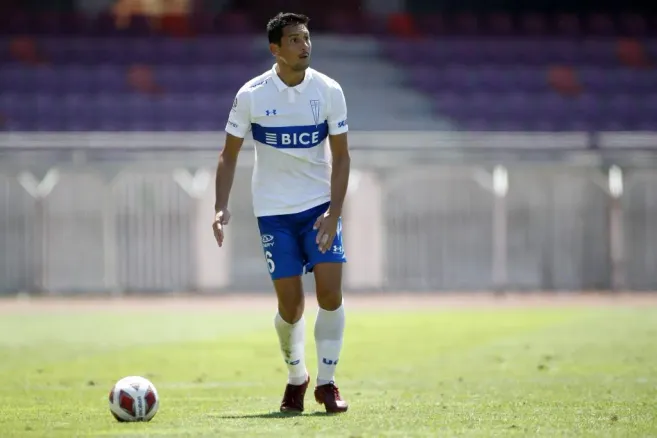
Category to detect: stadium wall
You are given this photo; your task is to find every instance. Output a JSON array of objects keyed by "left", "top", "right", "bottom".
[{"left": 0, "top": 131, "right": 656, "bottom": 295}]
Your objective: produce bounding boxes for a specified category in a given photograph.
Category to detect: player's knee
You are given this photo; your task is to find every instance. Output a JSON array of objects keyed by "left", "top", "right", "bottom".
[
  {"left": 276, "top": 288, "right": 305, "bottom": 323},
  {"left": 316, "top": 287, "right": 342, "bottom": 311},
  {"left": 313, "top": 262, "right": 344, "bottom": 311},
  {"left": 278, "top": 299, "right": 304, "bottom": 324}
]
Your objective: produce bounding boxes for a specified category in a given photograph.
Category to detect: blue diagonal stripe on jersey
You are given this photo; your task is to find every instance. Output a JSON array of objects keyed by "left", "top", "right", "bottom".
[{"left": 251, "top": 121, "right": 328, "bottom": 149}]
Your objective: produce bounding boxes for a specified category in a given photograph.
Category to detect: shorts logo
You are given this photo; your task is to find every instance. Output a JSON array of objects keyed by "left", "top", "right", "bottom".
[{"left": 261, "top": 234, "right": 275, "bottom": 248}]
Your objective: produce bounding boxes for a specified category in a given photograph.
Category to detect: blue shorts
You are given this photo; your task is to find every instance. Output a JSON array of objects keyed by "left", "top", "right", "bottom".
[{"left": 257, "top": 202, "right": 347, "bottom": 280}]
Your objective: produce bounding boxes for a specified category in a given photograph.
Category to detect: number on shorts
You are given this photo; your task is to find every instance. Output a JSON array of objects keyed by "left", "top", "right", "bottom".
[{"left": 265, "top": 251, "right": 275, "bottom": 273}]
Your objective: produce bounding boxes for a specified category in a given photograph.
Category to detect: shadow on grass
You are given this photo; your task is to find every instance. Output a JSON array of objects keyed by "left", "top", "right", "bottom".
[{"left": 213, "top": 411, "right": 336, "bottom": 419}]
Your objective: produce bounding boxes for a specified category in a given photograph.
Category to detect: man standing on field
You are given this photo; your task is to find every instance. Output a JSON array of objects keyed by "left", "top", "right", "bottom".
[{"left": 212, "top": 12, "right": 350, "bottom": 414}]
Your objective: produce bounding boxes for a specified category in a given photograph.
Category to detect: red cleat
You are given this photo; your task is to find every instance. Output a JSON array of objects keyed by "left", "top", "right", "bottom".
[
  {"left": 280, "top": 375, "right": 309, "bottom": 413},
  {"left": 314, "top": 382, "right": 349, "bottom": 413}
]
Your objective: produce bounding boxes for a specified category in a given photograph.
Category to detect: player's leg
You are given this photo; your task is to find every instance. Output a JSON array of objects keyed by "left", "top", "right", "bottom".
[
  {"left": 312, "top": 262, "right": 345, "bottom": 385},
  {"left": 272, "top": 275, "right": 310, "bottom": 412},
  {"left": 272, "top": 275, "right": 307, "bottom": 385},
  {"left": 257, "top": 217, "right": 309, "bottom": 412},
  {"left": 301, "top": 206, "right": 349, "bottom": 413}
]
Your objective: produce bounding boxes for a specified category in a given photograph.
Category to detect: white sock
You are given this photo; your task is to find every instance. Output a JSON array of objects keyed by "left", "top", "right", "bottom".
[
  {"left": 314, "top": 303, "right": 346, "bottom": 386},
  {"left": 274, "top": 313, "right": 308, "bottom": 386}
]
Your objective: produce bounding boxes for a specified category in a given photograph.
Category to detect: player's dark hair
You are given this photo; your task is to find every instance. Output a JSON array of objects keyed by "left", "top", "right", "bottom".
[{"left": 267, "top": 12, "right": 310, "bottom": 45}]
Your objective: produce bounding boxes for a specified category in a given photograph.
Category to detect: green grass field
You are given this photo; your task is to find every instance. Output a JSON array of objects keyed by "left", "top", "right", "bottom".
[{"left": 0, "top": 296, "right": 656, "bottom": 437}]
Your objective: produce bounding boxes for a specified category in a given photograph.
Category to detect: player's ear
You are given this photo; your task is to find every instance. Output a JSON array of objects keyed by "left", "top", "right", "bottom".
[{"left": 269, "top": 43, "right": 280, "bottom": 57}]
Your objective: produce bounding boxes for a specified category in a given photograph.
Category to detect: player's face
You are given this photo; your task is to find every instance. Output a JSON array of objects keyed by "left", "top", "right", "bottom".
[{"left": 275, "top": 24, "right": 311, "bottom": 71}]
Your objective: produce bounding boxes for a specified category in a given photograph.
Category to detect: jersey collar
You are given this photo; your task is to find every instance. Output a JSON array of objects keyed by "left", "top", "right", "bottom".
[{"left": 270, "top": 64, "right": 313, "bottom": 93}]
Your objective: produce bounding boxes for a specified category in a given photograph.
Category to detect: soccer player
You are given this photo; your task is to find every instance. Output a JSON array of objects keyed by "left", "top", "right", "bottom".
[{"left": 212, "top": 12, "right": 350, "bottom": 414}]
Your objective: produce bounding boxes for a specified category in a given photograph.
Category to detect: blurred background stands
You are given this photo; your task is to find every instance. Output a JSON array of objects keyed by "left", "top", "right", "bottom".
[{"left": 0, "top": 0, "right": 656, "bottom": 132}]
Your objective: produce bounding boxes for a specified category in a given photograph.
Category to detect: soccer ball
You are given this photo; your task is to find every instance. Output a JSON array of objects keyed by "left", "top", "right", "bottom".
[{"left": 108, "top": 376, "right": 159, "bottom": 422}]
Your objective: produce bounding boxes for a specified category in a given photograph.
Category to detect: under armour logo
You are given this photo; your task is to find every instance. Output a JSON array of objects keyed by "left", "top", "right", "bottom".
[{"left": 265, "top": 109, "right": 277, "bottom": 116}]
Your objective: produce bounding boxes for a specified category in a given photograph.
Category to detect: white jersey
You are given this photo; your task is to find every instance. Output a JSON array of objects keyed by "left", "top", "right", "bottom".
[{"left": 225, "top": 64, "right": 348, "bottom": 217}]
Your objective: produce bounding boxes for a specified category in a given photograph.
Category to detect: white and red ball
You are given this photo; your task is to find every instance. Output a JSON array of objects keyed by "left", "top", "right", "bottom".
[{"left": 108, "top": 376, "right": 159, "bottom": 422}]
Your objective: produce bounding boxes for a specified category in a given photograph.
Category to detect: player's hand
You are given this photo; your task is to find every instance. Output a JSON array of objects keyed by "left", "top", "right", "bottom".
[
  {"left": 212, "top": 209, "right": 231, "bottom": 248},
  {"left": 313, "top": 211, "right": 339, "bottom": 254}
]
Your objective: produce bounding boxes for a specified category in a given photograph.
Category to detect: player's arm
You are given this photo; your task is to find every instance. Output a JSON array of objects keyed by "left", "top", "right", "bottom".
[
  {"left": 326, "top": 83, "right": 350, "bottom": 218},
  {"left": 214, "top": 134, "right": 243, "bottom": 213},
  {"left": 315, "top": 82, "right": 350, "bottom": 252},
  {"left": 213, "top": 89, "right": 251, "bottom": 247}
]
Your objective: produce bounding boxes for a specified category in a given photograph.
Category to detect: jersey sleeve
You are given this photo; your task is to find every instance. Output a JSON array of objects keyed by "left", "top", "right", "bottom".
[
  {"left": 225, "top": 87, "right": 251, "bottom": 138},
  {"left": 327, "top": 82, "right": 348, "bottom": 136}
]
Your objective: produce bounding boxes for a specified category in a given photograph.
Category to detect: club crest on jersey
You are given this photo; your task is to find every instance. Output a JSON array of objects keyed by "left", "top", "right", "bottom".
[{"left": 310, "top": 100, "right": 320, "bottom": 126}]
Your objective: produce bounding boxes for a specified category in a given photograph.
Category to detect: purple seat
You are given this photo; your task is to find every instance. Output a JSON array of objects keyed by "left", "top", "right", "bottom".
[
  {"left": 125, "top": 39, "right": 162, "bottom": 65},
  {"left": 554, "top": 14, "right": 581, "bottom": 37},
  {"left": 467, "top": 93, "right": 500, "bottom": 117},
  {"left": 63, "top": 66, "right": 97, "bottom": 94},
  {"left": 187, "top": 94, "right": 229, "bottom": 130},
  {"left": 325, "top": 13, "right": 360, "bottom": 35},
  {"left": 211, "top": 13, "right": 256, "bottom": 35},
  {"left": 30, "top": 67, "right": 65, "bottom": 94},
  {"left": 578, "top": 68, "right": 657, "bottom": 94},
  {"left": 586, "top": 14, "right": 617, "bottom": 36},
  {"left": 432, "top": 92, "right": 463, "bottom": 118},
  {"left": 93, "top": 94, "right": 131, "bottom": 129},
  {"left": 89, "top": 13, "right": 122, "bottom": 37},
  {"left": 408, "top": 67, "right": 440, "bottom": 91},
  {"left": 2, "top": 11, "right": 31, "bottom": 35},
  {"left": 391, "top": 44, "right": 426, "bottom": 66},
  {"left": 192, "top": 39, "right": 223, "bottom": 64},
  {"left": 520, "top": 13, "right": 548, "bottom": 35},
  {"left": 605, "top": 93, "right": 635, "bottom": 115},
  {"left": 61, "top": 94, "right": 89, "bottom": 126},
  {"left": 188, "top": 67, "right": 222, "bottom": 93},
  {"left": 190, "top": 38, "right": 257, "bottom": 64},
  {"left": 29, "top": 95, "right": 63, "bottom": 130},
  {"left": 0, "top": 38, "right": 14, "bottom": 64},
  {"left": 0, "top": 93, "right": 31, "bottom": 121},
  {"left": 154, "top": 39, "right": 196, "bottom": 65},
  {"left": 486, "top": 13, "right": 514, "bottom": 36},
  {"left": 38, "top": 38, "right": 92, "bottom": 64},
  {"left": 124, "top": 15, "right": 154, "bottom": 37},
  {"left": 453, "top": 13, "right": 480, "bottom": 35},
  {"left": 415, "top": 15, "right": 449, "bottom": 37},
  {"left": 641, "top": 95, "right": 657, "bottom": 114},
  {"left": 577, "top": 67, "right": 610, "bottom": 93},
  {"left": 388, "top": 38, "right": 623, "bottom": 67},
  {"left": 571, "top": 94, "right": 600, "bottom": 119},
  {"left": 0, "top": 66, "right": 28, "bottom": 92},
  {"left": 579, "top": 39, "right": 618, "bottom": 65},
  {"left": 618, "top": 14, "right": 649, "bottom": 36},
  {"left": 121, "top": 95, "right": 158, "bottom": 131},
  {"left": 95, "top": 66, "right": 131, "bottom": 93},
  {"left": 155, "top": 66, "right": 193, "bottom": 93}
]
